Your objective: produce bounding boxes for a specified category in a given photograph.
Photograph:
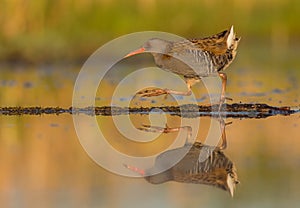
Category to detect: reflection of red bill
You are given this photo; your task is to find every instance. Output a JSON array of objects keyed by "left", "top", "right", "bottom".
[
  {"left": 124, "top": 164, "right": 145, "bottom": 176},
  {"left": 124, "top": 47, "right": 145, "bottom": 58}
]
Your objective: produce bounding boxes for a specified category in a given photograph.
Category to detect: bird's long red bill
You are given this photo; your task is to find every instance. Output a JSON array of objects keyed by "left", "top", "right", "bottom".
[
  {"left": 124, "top": 47, "right": 145, "bottom": 58},
  {"left": 123, "top": 164, "right": 145, "bottom": 176}
]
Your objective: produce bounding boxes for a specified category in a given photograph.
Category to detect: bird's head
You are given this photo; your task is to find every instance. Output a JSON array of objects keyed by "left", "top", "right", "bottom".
[
  {"left": 124, "top": 38, "right": 170, "bottom": 58},
  {"left": 144, "top": 171, "right": 172, "bottom": 184}
]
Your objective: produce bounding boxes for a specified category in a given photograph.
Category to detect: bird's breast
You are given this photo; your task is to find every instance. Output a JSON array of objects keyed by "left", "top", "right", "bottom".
[{"left": 151, "top": 50, "right": 217, "bottom": 77}]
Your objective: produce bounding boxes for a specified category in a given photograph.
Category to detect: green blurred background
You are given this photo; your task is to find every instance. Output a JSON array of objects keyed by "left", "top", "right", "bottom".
[{"left": 0, "top": 0, "right": 299, "bottom": 64}]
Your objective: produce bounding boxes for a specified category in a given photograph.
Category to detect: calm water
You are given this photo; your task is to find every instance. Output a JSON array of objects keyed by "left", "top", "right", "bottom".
[{"left": 0, "top": 45, "right": 300, "bottom": 207}]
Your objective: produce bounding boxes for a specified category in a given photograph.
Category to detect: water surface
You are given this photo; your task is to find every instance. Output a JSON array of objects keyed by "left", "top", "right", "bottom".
[{"left": 0, "top": 58, "right": 299, "bottom": 207}]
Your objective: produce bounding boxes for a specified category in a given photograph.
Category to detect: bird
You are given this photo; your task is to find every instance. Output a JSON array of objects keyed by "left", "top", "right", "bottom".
[
  {"left": 125, "top": 26, "right": 240, "bottom": 108},
  {"left": 125, "top": 142, "right": 239, "bottom": 197},
  {"left": 124, "top": 120, "right": 239, "bottom": 196}
]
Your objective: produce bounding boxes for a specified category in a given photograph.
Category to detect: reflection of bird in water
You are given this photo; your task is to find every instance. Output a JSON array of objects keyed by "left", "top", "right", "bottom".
[
  {"left": 125, "top": 26, "right": 240, "bottom": 107},
  {"left": 125, "top": 142, "right": 239, "bottom": 197},
  {"left": 125, "top": 121, "right": 239, "bottom": 196}
]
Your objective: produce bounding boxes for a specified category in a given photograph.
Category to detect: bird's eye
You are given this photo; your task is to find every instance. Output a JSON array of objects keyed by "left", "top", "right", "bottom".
[{"left": 144, "top": 42, "right": 151, "bottom": 49}]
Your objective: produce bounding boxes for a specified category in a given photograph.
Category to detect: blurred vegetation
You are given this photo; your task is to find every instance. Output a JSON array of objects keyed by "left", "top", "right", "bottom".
[{"left": 0, "top": 0, "right": 299, "bottom": 64}]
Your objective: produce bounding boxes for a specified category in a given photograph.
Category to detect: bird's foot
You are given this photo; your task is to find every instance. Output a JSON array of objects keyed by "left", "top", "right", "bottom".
[
  {"left": 138, "top": 124, "right": 178, "bottom": 133},
  {"left": 139, "top": 124, "right": 193, "bottom": 146},
  {"left": 137, "top": 88, "right": 169, "bottom": 97}
]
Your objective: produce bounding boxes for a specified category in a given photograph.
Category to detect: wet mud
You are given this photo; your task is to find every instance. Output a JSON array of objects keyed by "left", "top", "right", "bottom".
[{"left": 0, "top": 103, "right": 298, "bottom": 118}]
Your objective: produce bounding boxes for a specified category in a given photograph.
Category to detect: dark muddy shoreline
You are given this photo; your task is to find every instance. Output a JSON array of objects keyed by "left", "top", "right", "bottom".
[{"left": 0, "top": 103, "right": 298, "bottom": 118}]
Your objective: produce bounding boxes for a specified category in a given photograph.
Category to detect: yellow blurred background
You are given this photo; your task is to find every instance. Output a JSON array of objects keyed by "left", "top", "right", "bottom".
[{"left": 0, "top": 0, "right": 300, "bottom": 207}]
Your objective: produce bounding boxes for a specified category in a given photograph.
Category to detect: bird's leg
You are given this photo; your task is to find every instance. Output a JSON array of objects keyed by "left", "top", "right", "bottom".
[
  {"left": 138, "top": 124, "right": 180, "bottom": 133},
  {"left": 218, "top": 118, "right": 227, "bottom": 150},
  {"left": 136, "top": 78, "right": 199, "bottom": 97},
  {"left": 217, "top": 118, "right": 232, "bottom": 150},
  {"left": 218, "top": 73, "right": 232, "bottom": 111},
  {"left": 219, "top": 72, "right": 227, "bottom": 104},
  {"left": 137, "top": 88, "right": 169, "bottom": 97},
  {"left": 165, "top": 78, "right": 200, "bottom": 96},
  {"left": 138, "top": 124, "right": 193, "bottom": 145}
]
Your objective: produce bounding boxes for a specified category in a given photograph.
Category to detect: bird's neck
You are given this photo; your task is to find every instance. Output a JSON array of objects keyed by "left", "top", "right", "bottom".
[{"left": 213, "top": 49, "right": 237, "bottom": 71}]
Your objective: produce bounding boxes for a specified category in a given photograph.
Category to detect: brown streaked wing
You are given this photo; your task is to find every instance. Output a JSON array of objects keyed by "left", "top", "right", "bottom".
[{"left": 189, "top": 29, "right": 230, "bottom": 55}]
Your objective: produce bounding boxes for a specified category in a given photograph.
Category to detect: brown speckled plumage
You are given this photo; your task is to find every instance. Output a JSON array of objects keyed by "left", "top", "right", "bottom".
[
  {"left": 163, "top": 27, "right": 240, "bottom": 76},
  {"left": 124, "top": 121, "right": 239, "bottom": 196},
  {"left": 126, "top": 142, "right": 239, "bottom": 196},
  {"left": 125, "top": 26, "right": 240, "bottom": 105}
]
